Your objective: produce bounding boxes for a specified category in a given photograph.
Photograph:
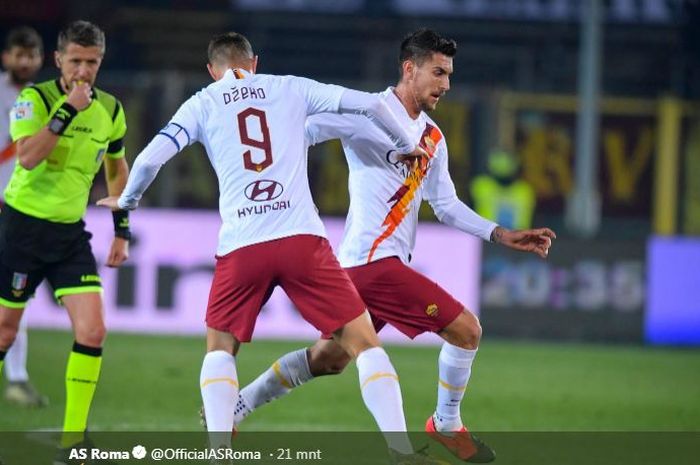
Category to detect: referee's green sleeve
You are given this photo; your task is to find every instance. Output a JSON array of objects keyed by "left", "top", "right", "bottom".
[{"left": 10, "top": 88, "right": 48, "bottom": 142}]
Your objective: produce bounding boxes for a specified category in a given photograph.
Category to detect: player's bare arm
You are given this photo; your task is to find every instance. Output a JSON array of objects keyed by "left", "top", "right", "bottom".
[
  {"left": 490, "top": 226, "right": 556, "bottom": 259},
  {"left": 16, "top": 82, "right": 92, "bottom": 170},
  {"left": 103, "top": 156, "right": 130, "bottom": 267},
  {"left": 104, "top": 156, "right": 129, "bottom": 197}
]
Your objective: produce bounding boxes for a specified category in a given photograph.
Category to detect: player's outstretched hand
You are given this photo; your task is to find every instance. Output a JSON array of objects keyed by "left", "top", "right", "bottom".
[
  {"left": 395, "top": 145, "right": 429, "bottom": 168},
  {"left": 106, "top": 237, "right": 129, "bottom": 268},
  {"left": 96, "top": 196, "right": 120, "bottom": 210},
  {"left": 492, "top": 226, "right": 556, "bottom": 259}
]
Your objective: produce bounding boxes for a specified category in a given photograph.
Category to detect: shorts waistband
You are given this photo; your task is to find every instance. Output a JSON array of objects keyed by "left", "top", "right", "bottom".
[{"left": 1, "top": 203, "right": 85, "bottom": 230}]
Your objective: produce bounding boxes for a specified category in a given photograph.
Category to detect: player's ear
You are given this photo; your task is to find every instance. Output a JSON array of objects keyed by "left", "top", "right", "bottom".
[
  {"left": 251, "top": 55, "right": 258, "bottom": 74},
  {"left": 206, "top": 62, "right": 218, "bottom": 81},
  {"left": 409, "top": 60, "right": 419, "bottom": 82},
  {"left": 54, "top": 50, "right": 61, "bottom": 69},
  {"left": 401, "top": 60, "right": 413, "bottom": 82}
]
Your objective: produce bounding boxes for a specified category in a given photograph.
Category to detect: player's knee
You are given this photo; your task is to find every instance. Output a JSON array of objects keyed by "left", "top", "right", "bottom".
[
  {"left": 308, "top": 344, "right": 351, "bottom": 376},
  {"left": 459, "top": 316, "right": 482, "bottom": 349},
  {"left": 0, "top": 322, "right": 18, "bottom": 350},
  {"left": 206, "top": 327, "right": 238, "bottom": 354},
  {"left": 340, "top": 338, "right": 381, "bottom": 360},
  {"left": 444, "top": 310, "right": 482, "bottom": 350},
  {"left": 74, "top": 323, "right": 107, "bottom": 347},
  {"left": 332, "top": 312, "right": 381, "bottom": 358}
]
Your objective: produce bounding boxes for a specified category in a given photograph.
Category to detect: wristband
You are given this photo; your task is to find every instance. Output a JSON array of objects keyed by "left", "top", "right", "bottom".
[
  {"left": 47, "top": 102, "right": 78, "bottom": 135},
  {"left": 112, "top": 210, "right": 131, "bottom": 241}
]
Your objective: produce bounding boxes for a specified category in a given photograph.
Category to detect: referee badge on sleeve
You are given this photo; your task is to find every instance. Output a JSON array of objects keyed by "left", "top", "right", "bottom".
[
  {"left": 95, "top": 148, "right": 106, "bottom": 163},
  {"left": 11, "top": 272, "right": 28, "bottom": 297},
  {"left": 11, "top": 101, "right": 33, "bottom": 121}
]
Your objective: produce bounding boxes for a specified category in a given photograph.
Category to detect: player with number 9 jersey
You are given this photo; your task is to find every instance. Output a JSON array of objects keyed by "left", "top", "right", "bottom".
[{"left": 150, "top": 70, "right": 363, "bottom": 256}]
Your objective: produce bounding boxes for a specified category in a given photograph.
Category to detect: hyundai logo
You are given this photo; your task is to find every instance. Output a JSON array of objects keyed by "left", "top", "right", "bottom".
[{"left": 244, "top": 180, "right": 284, "bottom": 202}]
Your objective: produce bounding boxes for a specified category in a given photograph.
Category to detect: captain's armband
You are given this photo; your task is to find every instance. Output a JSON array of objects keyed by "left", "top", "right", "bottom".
[{"left": 157, "top": 123, "right": 191, "bottom": 151}]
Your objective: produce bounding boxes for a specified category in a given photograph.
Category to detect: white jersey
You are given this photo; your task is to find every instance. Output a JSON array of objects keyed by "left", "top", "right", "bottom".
[
  {"left": 306, "top": 87, "right": 497, "bottom": 267},
  {"left": 0, "top": 72, "right": 22, "bottom": 199},
  {"left": 161, "top": 69, "right": 347, "bottom": 256}
]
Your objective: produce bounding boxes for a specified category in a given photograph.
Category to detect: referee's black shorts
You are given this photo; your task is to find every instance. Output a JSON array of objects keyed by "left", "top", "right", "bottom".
[{"left": 0, "top": 204, "right": 101, "bottom": 309}]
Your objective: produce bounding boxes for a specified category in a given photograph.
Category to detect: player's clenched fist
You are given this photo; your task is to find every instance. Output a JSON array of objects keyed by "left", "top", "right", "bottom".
[
  {"left": 106, "top": 237, "right": 129, "bottom": 268},
  {"left": 66, "top": 81, "right": 92, "bottom": 111}
]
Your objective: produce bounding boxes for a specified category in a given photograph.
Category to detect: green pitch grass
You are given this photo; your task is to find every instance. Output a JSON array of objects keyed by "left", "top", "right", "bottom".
[{"left": 1, "top": 330, "right": 699, "bottom": 432}]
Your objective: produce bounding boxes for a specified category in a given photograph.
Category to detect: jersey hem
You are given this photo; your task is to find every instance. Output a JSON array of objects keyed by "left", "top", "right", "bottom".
[
  {"left": 339, "top": 249, "right": 409, "bottom": 268},
  {"left": 3, "top": 200, "right": 84, "bottom": 224},
  {"left": 216, "top": 228, "right": 328, "bottom": 257}
]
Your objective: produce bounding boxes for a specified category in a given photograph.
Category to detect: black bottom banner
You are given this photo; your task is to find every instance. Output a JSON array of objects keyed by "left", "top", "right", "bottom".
[{"left": 0, "top": 432, "right": 696, "bottom": 465}]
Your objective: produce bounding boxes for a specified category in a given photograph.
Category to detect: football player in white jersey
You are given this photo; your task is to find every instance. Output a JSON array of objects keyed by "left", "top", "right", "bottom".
[
  {"left": 229, "top": 29, "right": 556, "bottom": 463},
  {"left": 0, "top": 26, "right": 47, "bottom": 408},
  {"left": 98, "top": 33, "right": 448, "bottom": 465}
]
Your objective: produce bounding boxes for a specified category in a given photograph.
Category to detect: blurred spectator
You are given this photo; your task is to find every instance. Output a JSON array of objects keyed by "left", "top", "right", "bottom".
[
  {"left": 470, "top": 149, "right": 536, "bottom": 230},
  {"left": 0, "top": 25, "right": 48, "bottom": 408}
]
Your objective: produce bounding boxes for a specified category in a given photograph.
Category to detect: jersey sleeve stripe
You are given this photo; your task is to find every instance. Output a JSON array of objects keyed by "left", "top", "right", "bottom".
[
  {"left": 107, "top": 138, "right": 124, "bottom": 154},
  {"left": 28, "top": 86, "right": 51, "bottom": 113},
  {"left": 111, "top": 101, "right": 121, "bottom": 122},
  {"left": 157, "top": 131, "right": 181, "bottom": 151}
]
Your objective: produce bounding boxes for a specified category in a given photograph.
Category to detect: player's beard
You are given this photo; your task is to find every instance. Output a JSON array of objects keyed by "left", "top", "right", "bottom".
[
  {"left": 419, "top": 97, "right": 437, "bottom": 113},
  {"left": 407, "top": 86, "right": 435, "bottom": 114},
  {"left": 420, "top": 91, "right": 445, "bottom": 113},
  {"left": 9, "top": 69, "right": 33, "bottom": 86}
]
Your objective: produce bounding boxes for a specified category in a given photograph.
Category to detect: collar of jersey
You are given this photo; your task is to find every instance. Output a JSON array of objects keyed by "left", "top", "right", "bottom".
[
  {"left": 385, "top": 86, "right": 423, "bottom": 125},
  {"left": 225, "top": 68, "right": 252, "bottom": 80},
  {"left": 54, "top": 78, "right": 97, "bottom": 100}
]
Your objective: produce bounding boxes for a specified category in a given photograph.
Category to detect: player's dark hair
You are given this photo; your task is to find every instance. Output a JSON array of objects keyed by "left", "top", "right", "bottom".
[
  {"left": 57, "top": 20, "right": 105, "bottom": 54},
  {"left": 399, "top": 28, "right": 456, "bottom": 74},
  {"left": 4, "top": 26, "right": 43, "bottom": 53},
  {"left": 208, "top": 32, "right": 254, "bottom": 66}
]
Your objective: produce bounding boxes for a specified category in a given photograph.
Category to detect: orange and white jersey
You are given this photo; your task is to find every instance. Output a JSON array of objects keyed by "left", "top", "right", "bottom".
[
  {"left": 0, "top": 73, "right": 21, "bottom": 199},
  {"left": 119, "top": 70, "right": 416, "bottom": 256},
  {"left": 306, "top": 87, "right": 497, "bottom": 267}
]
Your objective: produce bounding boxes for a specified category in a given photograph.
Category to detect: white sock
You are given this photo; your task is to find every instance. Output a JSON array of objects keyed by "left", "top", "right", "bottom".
[
  {"left": 434, "top": 343, "right": 477, "bottom": 432},
  {"left": 5, "top": 320, "right": 29, "bottom": 382},
  {"left": 236, "top": 348, "right": 313, "bottom": 426},
  {"left": 356, "top": 347, "right": 413, "bottom": 455},
  {"left": 200, "top": 351, "right": 238, "bottom": 449}
]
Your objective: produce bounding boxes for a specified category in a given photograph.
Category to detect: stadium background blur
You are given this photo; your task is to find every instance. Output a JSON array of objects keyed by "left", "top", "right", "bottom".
[{"left": 1, "top": 0, "right": 699, "bottom": 435}]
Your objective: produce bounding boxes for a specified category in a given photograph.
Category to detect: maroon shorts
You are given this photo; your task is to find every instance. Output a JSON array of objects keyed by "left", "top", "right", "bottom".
[
  {"left": 206, "top": 235, "right": 366, "bottom": 342},
  {"left": 336, "top": 257, "right": 465, "bottom": 339}
]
